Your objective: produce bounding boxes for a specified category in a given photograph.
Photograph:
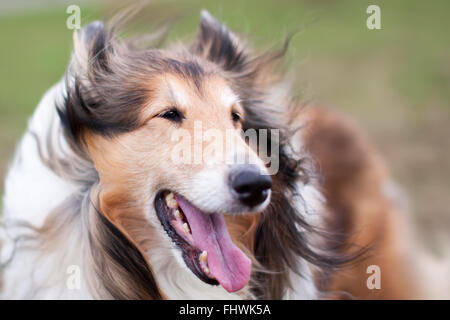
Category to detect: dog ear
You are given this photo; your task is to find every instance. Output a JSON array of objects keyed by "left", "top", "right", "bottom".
[
  {"left": 190, "top": 10, "right": 248, "bottom": 72},
  {"left": 61, "top": 21, "right": 143, "bottom": 144},
  {"left": 73, "top": 21, "right": 112, "bottom": 74}
]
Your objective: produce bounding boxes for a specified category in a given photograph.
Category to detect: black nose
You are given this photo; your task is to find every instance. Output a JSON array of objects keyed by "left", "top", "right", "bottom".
[{"left": 230, "top": 165, "right": 272, "bottom": 207}]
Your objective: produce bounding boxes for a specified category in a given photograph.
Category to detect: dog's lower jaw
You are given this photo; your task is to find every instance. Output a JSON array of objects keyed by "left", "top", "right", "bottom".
[
  {"left": 146, "top": 200, "right": 249, "bottom": 299},
  {"left": 144, "top": 241, "right": 250, "bottom": 299}
]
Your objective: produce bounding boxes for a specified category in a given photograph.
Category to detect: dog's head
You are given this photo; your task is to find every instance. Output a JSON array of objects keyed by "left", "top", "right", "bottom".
[{"left": 59, "top": 11, "right": 290, "bottom": 295}]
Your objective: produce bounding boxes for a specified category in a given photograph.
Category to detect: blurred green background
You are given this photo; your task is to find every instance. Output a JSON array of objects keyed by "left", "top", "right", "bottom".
[{"left": 0, "top": 0, "right": 449, "bottom": 243}]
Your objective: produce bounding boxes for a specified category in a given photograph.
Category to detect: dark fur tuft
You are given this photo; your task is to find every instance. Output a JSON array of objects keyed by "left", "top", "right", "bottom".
[
  {"left": 90, "top": 204, "right": 162, "bottom": 299},
  {"left": 190, "top": 11, "right": 248, "bottom": 72},
  {"left": 57, "top": 21, "right": 145, "bottom": 143}
]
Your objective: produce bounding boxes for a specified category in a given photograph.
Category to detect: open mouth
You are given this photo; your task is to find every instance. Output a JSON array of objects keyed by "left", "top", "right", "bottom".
[{"left": 155, "top": 191, "right": 252, "bottom": 292}]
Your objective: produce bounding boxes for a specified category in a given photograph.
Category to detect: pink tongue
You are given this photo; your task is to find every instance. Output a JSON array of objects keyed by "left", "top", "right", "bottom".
[{"left": 175, "top": 195, "right": 251, "bottom": 292}]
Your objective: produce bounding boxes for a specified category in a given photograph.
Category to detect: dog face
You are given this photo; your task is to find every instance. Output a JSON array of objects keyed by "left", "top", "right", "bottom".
[{"left": 63, "top": 12, "right": 274, "bottom": 293}]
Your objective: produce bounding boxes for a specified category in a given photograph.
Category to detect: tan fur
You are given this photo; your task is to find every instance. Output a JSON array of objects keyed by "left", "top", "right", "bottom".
[{"left": 301, "top": 107, "right": 424, "bottom": 299}]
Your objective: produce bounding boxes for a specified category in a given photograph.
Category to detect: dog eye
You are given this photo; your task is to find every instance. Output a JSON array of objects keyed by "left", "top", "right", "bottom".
[
  {"left": 231, "top": 111, "right": 242, "bottom": 124},
  {"left": 159, "top": 108, "right": 183, "bottom": 123}
]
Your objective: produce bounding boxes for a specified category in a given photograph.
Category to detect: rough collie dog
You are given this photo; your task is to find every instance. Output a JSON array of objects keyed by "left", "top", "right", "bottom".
[{"left": 0, "top": 10, "right": 444, "bottom": 299}]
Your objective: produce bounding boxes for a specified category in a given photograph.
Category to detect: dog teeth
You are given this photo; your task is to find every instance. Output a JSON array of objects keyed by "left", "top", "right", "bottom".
[
  {"left": 199, "top": 251, "right": 211, "bottom": 277},
  {"left": 174, "top": 209, "right": 182, "bottom": 219},
  {"left": 183, "top": 223, "right": 190, "bottom": 233},
  {"left": 202, "top": 266, "right": 210, "bottom": 275},
  {"left": 199, "top": 251, "right": 208, "bottom": 263},
  {"left": 165, "top": 193, "right": 178, "bottom": 208}
]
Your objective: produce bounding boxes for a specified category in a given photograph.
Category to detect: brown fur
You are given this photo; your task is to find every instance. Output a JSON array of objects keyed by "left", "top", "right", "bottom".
[{"left": 301, "top": 107, "right": 423, "bottom": 299}]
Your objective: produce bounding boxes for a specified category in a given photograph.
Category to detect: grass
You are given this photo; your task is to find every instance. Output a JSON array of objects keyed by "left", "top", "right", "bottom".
[
  {"left": 0, "top": 4, "right": 103, "bottom": 182},
  {"left": 0, "top": 0, "right": 449, "bottom": 238}
]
